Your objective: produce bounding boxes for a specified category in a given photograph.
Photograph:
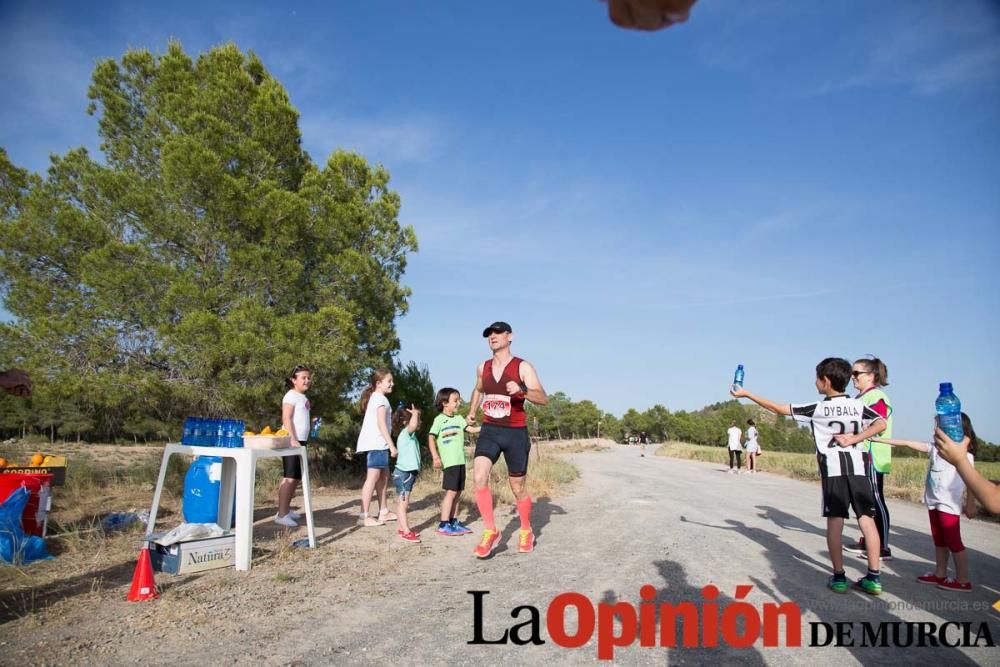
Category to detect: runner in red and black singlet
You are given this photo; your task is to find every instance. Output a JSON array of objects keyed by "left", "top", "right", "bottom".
[
  {"left": 479, "top": 357, "right": 527, "bottom": 427},
  {"left": 467, "top": 321, "right": 548, "bottom": 558}
]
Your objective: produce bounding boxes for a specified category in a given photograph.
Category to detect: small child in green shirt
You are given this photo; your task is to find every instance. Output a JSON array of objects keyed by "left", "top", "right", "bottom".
[
  {"left": 429, "top": 387, "right": 479, "bottom": 536},
  {"left": 392, "top": 403, "right": 422, "bottom": 543}
]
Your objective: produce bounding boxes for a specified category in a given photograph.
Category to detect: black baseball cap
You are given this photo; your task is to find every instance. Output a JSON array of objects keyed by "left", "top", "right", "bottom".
[{"left": 482, "top": 321, "right": 513, "bottom": 337}]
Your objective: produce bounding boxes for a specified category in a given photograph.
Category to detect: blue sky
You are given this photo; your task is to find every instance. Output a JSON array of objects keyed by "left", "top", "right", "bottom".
[{"left": 2, "top": 1, "right": 999, "bottom": 441}]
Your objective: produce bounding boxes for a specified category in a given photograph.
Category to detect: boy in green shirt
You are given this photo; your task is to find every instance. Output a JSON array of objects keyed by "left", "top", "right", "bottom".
[{"left": 429, "top": 387, "right": 479, "bottom": 536}]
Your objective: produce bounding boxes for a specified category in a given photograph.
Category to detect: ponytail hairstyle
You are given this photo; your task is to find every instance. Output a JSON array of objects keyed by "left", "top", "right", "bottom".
[
  {"left": 854, "top": 356, "right": 889, "bottom": 387},
  {"left": 286, "top": 365, "right": 311, "bottom": 390},
  {"left": 391, "top": 403, "right": 411, "bottom": 440},
  {"left": 359, "top": 368, "right": 392, "bottom": 414},
  {"left": 961, "top": 412, "right": 979, "bottom": 458}
]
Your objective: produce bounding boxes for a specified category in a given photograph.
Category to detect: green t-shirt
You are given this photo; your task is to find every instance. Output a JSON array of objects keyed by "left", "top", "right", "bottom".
[
  {"left": 430, "top": 413, "right": 467, "bottom": 469},
  {"left": 395, "top": 430, "right": 421, "bottom": 472}
]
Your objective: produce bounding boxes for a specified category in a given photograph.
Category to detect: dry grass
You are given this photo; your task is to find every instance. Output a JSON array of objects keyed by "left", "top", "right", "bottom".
[
  {"left": 655, "top": 441, "right": 1000, "bottom": 512},
  {"left": 535, "top": 438, "right": 611, "bottom": 454},
  {"left": 0, "top": 438, "right": 584, "bottom": 621}
]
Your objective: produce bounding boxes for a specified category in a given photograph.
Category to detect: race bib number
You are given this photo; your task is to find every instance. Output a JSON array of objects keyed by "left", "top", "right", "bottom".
[{"left": 482, "top": 394, "right": 512, "bottom": 419}]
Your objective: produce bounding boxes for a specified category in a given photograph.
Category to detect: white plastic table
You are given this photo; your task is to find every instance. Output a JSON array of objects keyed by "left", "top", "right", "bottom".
[{"left": 144, "top": 443, "right": 316, "bottom": 571}]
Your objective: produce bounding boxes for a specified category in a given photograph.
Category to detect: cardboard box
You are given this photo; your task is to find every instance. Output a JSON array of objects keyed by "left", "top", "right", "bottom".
[
  {"left": 149, "top": 534, "right": 235, "bottom": 574},
  {"left": 1, "top": 465, "right": 66, "bottom": 486}
]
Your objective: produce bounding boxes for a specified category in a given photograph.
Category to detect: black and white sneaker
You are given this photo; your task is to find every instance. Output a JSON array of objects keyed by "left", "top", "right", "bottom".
[{"left": 844, "top": 539, "right": 866, "bottom": 555}]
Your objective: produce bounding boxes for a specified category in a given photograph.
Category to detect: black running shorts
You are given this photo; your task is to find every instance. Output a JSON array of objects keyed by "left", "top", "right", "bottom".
[
  {"left": 474, "top": 424, "right": 532, "bottom": 477},
  {"left": 282, "top": 441, "right": 307, "bottom": 480},
  {"left": 821, "top": 474, "right": 876, "bottom": 519},
  {"left": 441, "top": 464, "right": 466, "bottom": 492}
]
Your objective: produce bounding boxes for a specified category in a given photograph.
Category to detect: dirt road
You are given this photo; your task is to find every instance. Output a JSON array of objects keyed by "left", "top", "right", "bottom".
[{"left": 4, "top": 443, "right": 998, "bottom": 665}]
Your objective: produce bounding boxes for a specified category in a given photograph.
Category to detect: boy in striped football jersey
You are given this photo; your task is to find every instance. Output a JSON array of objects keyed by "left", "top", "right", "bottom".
[{"left": 730, "top": 358, "right": 887, "bottom": 595}]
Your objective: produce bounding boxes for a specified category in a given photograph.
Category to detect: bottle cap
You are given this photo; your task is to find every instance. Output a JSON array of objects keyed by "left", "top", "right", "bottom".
[
  {"left": 737, "top": 364, "right": 744, "bottom": 369},
  {"left": 939, "top": 382, "right": 953, "bottom": 393}
]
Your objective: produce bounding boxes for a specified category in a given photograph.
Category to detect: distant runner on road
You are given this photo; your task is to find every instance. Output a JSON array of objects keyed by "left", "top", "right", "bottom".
[{"left": 467, "top": 321, "right": 548, "bottom": 558}]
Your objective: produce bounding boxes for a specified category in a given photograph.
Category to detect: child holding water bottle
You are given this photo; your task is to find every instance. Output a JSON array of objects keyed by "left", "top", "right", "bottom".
[{"left": 868, "top": 412, "right": 979, "bottom": 592}]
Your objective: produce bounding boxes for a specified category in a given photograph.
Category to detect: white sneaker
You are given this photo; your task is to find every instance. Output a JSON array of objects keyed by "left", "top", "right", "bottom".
[
  {"left": 288, "top": 510, "right": 302, "bottom": 520},
  {"left": 274, "top": 513, "right": 298, "bottom": 527},
  {"left": 728, "top": 469, "right": 736, "bottom": 474}
]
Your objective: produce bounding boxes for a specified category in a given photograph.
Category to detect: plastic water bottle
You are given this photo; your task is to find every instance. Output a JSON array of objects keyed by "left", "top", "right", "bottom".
[
  {"left": 191, "top": 418, "right": 204, "bottom": 446},
  {"left": 310, "top": 417, "right": 322, "bottom": 440},
  {"left": 935, "top": 382, "right": 964, "bottom": 442},
  {"left": 733, "top": 364, "right": 745, "bottom": 388}
]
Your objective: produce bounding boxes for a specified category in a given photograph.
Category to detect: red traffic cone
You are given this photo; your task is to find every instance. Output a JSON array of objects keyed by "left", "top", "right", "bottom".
[{"left": 127, "top": 545, "right": 159, "bottom": 602}]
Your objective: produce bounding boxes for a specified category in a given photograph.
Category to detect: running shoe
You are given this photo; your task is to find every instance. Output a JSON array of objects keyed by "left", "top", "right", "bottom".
[
  {"left": 518, "top": 528, "right": 535, "bottom": 553},
  {"left": 856, "top": 576, "right": 882, "bottom": 596},
  {"left": 436, "top": 523, "right": 461, "bottom": 536},
  {"left": 844, "top": 539, "right": 866, "bottom": 555},
  {"left": 273, "top": 513, "right": 298, "bottom": 528},
  {"left": 917, "top": 573, "right": 947, "bottom": 585},
  {"left": 851, "top": 546, "right": 892, "bottom": 561},
  {"left": 937, "top": 579, "right": 972, "bottom": 593},
  {"left": 827, "top": 574, "right": 849, "bottom": 594},
  {"left": 450, "top": 520, "right": 473, "bottom": 535},
  {"left": 397, "top": 530, "right": 421, "bottom": 543},
  {"left": 473, "top": 528, "right": 501, "bottom": 558}
]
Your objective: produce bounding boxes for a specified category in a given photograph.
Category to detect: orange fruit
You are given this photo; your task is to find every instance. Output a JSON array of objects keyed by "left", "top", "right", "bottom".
[
  {"left": 31, "top": 453, "right": 44, "bottom": 466},
  {"left": 0, "top": 457, "right": 7, "bottom": 467}
]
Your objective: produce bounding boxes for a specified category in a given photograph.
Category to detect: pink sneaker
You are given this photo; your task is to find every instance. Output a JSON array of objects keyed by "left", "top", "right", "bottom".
[
  {"left": 397, "top": 530, "right": 420, "bottom": 543},
  {"left": 517, "top": 528, "right": 535, "bottom": 554},
  {"left": 473, "top": 529, "right": 501, "bottom": 558},
  {"left": 916, "top": 573, "right": 946, "bottom": 585},
  {"left": 937, "top": 578, "right": 972, "bottom": 593}
]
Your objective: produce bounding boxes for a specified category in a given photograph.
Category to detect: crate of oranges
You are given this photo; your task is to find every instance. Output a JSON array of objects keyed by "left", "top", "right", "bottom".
[
  {"left": 241, "top": 426, "right": 293, "bottom": 450},
  {"left": 0, "top": 452, "right": 68, "bottom": 485}
]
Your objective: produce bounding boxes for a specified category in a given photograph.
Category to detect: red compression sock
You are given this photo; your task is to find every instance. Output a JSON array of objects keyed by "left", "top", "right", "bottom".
[
  {"left": 475, "top": 487, "right": 495, "bottom": 531},
  {"left": 516, "top": 495, "right": 532, "bottom": 530}
]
